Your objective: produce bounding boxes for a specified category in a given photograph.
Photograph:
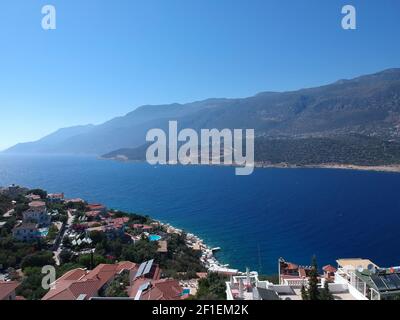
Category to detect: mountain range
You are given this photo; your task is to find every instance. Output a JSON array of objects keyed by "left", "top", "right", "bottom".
[{"left": 5, "top": 68, "right": 400, "bottom": 165}]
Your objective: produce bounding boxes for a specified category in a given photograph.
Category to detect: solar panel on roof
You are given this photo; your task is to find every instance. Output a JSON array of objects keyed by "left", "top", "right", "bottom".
[
  {"left": 135, "top": 261, "right": 147, "bottom": 278},
  {"left": 143, "top": 259, "right": 154, "bottom": 276},
  {"left": 389, "top": 273, "right": 400, "bottom": 288},
  {"left": 381, "top": 274, "right": 399, "bottom": 290},
  {"left": 371, "top": 275, "right": 388, "bottom": 291}
]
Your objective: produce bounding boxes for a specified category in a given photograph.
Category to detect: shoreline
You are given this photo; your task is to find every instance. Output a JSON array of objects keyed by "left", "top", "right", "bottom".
[
  {"left": 157, "top": 220, "right": 239, "bottom": 275},
  {"left": 100, "top": 156, "right": 400, "bottom": 174}
]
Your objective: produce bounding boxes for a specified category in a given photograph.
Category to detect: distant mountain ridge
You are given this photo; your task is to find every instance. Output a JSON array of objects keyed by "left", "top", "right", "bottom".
[{"left": 5, "top": 68, "right": 400, "bottom": 158}]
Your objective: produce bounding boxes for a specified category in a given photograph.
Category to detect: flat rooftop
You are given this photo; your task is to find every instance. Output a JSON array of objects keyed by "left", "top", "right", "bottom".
[{"left": 337, "top": 258, "right": 379, "bottom": 270}]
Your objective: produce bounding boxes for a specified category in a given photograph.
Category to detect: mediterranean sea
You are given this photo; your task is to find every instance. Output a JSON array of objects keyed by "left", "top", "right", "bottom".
[{"left": 1, "top": 154, "right": 400, "bottom": 274}]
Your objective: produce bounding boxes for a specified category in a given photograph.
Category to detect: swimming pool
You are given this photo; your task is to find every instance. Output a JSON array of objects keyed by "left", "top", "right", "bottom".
[
  {"left": 148, "top": 234, "right": 162, "bottom": 241},
  {"left": 38, "top": 228, "right": 49, "bottom": 237},
  {"left": 181, "top": 289, "right": 191, "bottom": 296}
]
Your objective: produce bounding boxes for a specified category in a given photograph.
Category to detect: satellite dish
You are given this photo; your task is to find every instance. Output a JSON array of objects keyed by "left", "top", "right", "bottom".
[
  {"left": 357, "top": 266, "right": 364, "bottom": 273},
  {"left": 367, "top": 264, "right": 376, "bottom": 273}
]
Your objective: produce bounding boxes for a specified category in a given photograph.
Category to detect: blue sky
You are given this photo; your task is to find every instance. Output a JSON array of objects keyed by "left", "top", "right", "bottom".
[{"left": 1, "top": 0, "right": 400, "bottom": 150}]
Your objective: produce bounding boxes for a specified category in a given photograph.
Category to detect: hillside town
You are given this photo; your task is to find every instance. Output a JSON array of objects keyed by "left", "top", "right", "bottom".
[{"left": 1, "top": 184, "right": 400, "bottom": 301}]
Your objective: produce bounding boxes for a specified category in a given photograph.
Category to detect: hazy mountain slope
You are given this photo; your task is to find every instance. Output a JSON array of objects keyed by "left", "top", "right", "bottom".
[
  {"left": 5, "top": 124, "right": 95, "bottom": 154},
  {"left": 5, "top": 68, "right": 400, "bottom": 155}
]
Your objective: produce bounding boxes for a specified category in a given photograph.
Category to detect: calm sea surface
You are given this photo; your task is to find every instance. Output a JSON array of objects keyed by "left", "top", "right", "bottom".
[{"left": 1, "top": 154, "right": 400, "bottom": 274}]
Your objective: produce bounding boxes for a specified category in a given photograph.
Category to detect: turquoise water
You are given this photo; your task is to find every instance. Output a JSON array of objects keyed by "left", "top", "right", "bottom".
[
  {"left": 1, "top": 154, "right": 400, "bottom": 274},
  {"left": 181, "top": 289, "right": 191, "bottom": 295},
  {"left": 149, "top": 234, "right": 162, "bottom": 241},
  {"left": 38, "top": 228, "right": 49, "bottom": 237}
]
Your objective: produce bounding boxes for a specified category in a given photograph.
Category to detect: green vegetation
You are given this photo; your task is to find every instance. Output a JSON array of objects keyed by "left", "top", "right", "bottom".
[
  {"left": 0, "top": 236, "right": 36, "bottom": 270},
  {"left": 301, "top": 256, "right": 333, "bottom": 301},
  {"left": 21, "top": 251, "right": 54, "bottom": 271},
  {"left": 320, "top": 281, "right": 334, "bottom": 300},
  {"left": 254, "top": 135, "right": 400, "bottom": 166},
  {"left": 103, "top": 273, "right": 130, "bottom": 297},
  {"left": 46, "top": 224, "right": 59, "bottom": 241},
  {"left": 0, "top": 194, "right": 12, "bottom": 215},
  {"left": 28, "top": 189, "right": 47, "bottom": 199},
  {"left": 16, "top": 267, "right": 48, "bottom": 300},
  {"left": 258, "top": 274, "right": 279, "bottom": 284},
  {"left": 195, "top": 273, "right": 228, "bottom": 300}
]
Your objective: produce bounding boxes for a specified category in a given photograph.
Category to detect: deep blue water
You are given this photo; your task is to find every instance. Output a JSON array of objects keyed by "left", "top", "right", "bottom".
[{"left": 1, "top": 154, "right": 400, "bottom": 274}]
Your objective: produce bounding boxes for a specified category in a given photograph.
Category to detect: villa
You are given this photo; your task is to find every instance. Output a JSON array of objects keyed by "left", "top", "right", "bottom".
[
  {"left": 42, "top": 261, "right": 138, "bottom": 300},
  {"left": 25, "top": 193, "right": 41, "bottom": 201},
  {"left": 334, "top": 258, "right": 400, "bottom": 300},
  {"left": 22, "top": 201, "right": 50, "bottom": 226},
  {"left": 42, "top": 259, "right": 185, "bottom": 301},
  {"left": 47, "top": 193, "right": 64, "bottom": 203},
  {"left": 85, "top": 218, "right": 128, "bottom": 239},
  {"left": 132, "top": 224, "right": 153, "bottom": 232},
  {"left": 86, "top": 204, "right": 107, "bottom": 214},
  {"left": 65, "top": 198, "right": 85, "bottom": 204},
  {"left": 12, "top": 222, "right": 39, "bottom": 242}
]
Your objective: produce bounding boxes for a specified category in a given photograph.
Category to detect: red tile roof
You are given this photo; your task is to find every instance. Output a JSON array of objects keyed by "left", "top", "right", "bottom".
[
  {"left": 0, "top": 281, "right": 20, "bottom": 300},
  {"left": 87, "top": 204, "right": 106, "bottom": 211},
  {"left": 141, "top": 279, "right": 183, "bottom": 300},
  {"left": 42, "top": 262, "right": 143, "bottom": 300},
  {"left": 323, "top": 265, "right": 337, "bottom": 273},
  {"left": 85, "top": 210, "right": 102, "bottom": 218},
  {"left": 42, "top": 279, "right": 99, "bottom": 300},
  {"left": 29, "top": 201, "right": 46, "bottom": 208}
]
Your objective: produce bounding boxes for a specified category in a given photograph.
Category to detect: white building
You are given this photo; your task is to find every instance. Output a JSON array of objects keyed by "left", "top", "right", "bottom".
[
  {"left": 335, "top": 258, "right": 400, "bottom": 300},
  {"left": 23, "top": 201, "right": 50, "bottom": 226},
  {"left": 13, "top": 223, "right": 39, "bottom": 242}
]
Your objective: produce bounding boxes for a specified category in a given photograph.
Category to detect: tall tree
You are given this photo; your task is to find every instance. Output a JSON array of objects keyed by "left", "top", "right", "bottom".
[
  {"left": 301, "top": 285, "right": 308, "bottom": 300},
  {"left": 307, "top": 256, "right": 320, "bottom": 300},
  {"left": 320, "top": 281, "right": 334, "bottom": 300}
]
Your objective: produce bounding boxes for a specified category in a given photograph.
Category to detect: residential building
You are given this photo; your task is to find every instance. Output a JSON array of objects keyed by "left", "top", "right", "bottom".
[
  {"left": 26, "top": 194, "right": 41, "bottom": 201},
  {"left": 12, "top": 223, "right": 39, "bottom": 242},
  {"left": 323, "top": 265, "right": 337, "bottom": 282},
  {"left": 41, "top": 260, "right": 185, "bottom": 301},
  {"left": 47, "top": 193, "right": 64, "bottom": 203},
  {"left": 86, "top": 218, "right": 127, "bottom": 239},
  {"left": 22, "top": 201, "right": 50, "bottom": 226},
  {"left": 42, "top": 262, "right": 137, "bottom": 300},
  {"left": 278, "top": 258, "right": 313, "bottom": 287},
  {"left": 86, "top": 204, "right": 107, "bottom": 214},
  {"left": 0, "top": 281, "right": 20, "bottom": 300},
  {"left": 335, "top": 258, "right": 400, "bottom": 300}
]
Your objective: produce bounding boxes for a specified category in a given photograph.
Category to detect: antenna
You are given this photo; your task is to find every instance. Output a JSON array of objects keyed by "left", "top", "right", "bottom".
[{"left": 257, "top": 244, "right": 262, "bottom": 275}]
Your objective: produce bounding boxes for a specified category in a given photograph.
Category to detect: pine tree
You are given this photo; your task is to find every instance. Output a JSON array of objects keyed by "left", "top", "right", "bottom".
[
  {"left": 307, "top": 255, "right": 320, "bottom": 300},
  {"left": 320, "top": 281, "right": 334, "bottom": 300},
  {"left": 301, "top": 285, "right": 308, "bottom": 300}
]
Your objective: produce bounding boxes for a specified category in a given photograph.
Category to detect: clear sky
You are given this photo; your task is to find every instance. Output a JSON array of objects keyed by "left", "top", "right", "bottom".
[{"left": 1, "top": 0, "right": 400, "bottom": 150}]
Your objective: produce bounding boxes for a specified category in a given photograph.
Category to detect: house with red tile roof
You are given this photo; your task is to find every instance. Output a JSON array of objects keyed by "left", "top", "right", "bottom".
[
  {"left": 47, "top": 193, "right": 65, "bottom": 203},
  {"left": 86, "top": 204, "right": 107, "bottom": 213},
  {"left": 132, "top": 224, "right": 153, "bottom": 232},
  {"left": 0, "top": 281, "right": 20, "bottom": 300},
  {"left": 323, "top": 265, "right": 337, "bottom": 281},
  {"left": 65, "top": 198, "right": 85, "bottom": 204},
  {"left": 42, "top": 262, "right": 138, "bottom": 300},
  {"left": 279, "top": 258, "right": 314, "bottom": 287},
  {"left": 42, "top": 260, "right": 186, "bottom": 301},
  {"left": 12, "top": 222, "right": 39, "bottom": 242},
  {"left": 85, "top": 210, "right": 102, "bottom": 219},
  {"left": 140, "top": 279, "right": 185, "bottom": 300}
]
